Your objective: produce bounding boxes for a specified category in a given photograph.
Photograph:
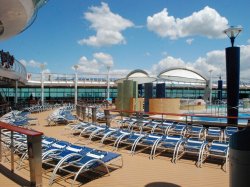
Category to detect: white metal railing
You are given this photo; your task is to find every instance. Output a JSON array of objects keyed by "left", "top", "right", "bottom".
[
  {"left": 0, "top": 59, "right": 27, "bottom": 83},
  {"left": 27, "top": 72, "right": 125, "bottom": 85}
]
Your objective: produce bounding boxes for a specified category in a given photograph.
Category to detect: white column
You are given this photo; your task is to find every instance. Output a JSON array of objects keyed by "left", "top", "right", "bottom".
[
  {"left": 15, "top": 80, "right": 18, "bottom": 105},
  {"left": 107, "top": 66, "right": 110, "bottom": 99},
  {"left": 209, "top": 70, "right": 213, "bottom": 104},
  {"left": 40, "top": 63, "right": 45, "bottom": 106},
  {"left": 41, "top": 71, "right": 44, "bottom": 105},
  {"left": 74, "top": 65, "right": 78, "bottom": 106}
]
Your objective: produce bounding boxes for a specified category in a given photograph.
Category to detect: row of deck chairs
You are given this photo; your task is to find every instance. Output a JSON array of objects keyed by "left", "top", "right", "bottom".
[
  {"left": 0, "top": 110, "right": 37, "bottom": 127},
  {"left": 116, "top": 118, "right": 238, "bottom": 141},
  {"left": 24, "top": 103, "right": 74, "bottom": 113},
  {"left": 0, "top": 130, "right": 122, "bottom": 186},
  {"left": 47, "top": 106, "right": 77, "bottom": 126},
  {"left": 66, "top": 121, "right": 232, "bottom": 171}
]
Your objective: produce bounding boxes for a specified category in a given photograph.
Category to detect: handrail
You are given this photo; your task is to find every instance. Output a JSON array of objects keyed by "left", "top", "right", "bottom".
[
  {"left": 109, "top": 109, "right": 250, "bottom": 120},
  {"left": 106, "top": 109, "right": 250, "bottom": 127},
  {"left": 0, "top": 122, "right": 43, "bottom": 186},
  {"left": 0, "top": 121, "right": 43, "bottom": 136}
]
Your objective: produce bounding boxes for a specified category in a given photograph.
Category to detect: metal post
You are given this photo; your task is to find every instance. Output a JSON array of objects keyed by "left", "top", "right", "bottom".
[
  {"left": 82, "top": 106, "right": 86, "bottom": 121},
  {"left": 209, "top": 70, "right": 213, "bottom": 105},
  {"left": 107, "top": 66, "right": 110, "bottom": 100},
  {"left": 74, "top": 65, "right": 78, "bottom": 106},
  {"left": 15, "top": 80, "right": 18, "bottom": 105},
  {"left": 27, "top": 135, "right": 42, "bottom": 186},
  {"left": 40, "top": 63, "right": 45, "bottom": 106},
  {"left": 10, "top": 131, "right": 14, "bottom": 172},
  {"left": 91, "top": 107, "right": 97, "bottom": 124},
  {"left": 41, "top": 71, "right": 44, "bottom": 106},
  {"left": 104, "top": 109, "right": 111, "bottom": 127}
]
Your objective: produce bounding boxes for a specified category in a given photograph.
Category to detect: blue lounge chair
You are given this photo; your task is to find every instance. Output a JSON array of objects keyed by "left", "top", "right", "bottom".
[
  {"left": 168, "top": 123, "right": 187, "bottom": 136},
  {"left": 205, "top": 127, "right": 223, "bottom": 141},
  {"left": 204, "top": 140, "right": 229, "bottom": 171},
  {"left": 152, "top": 135, "right": 184, "bottom": 162},
  {"left": 49, "top": 150, "right": 123, "bottom": 186},
  {"left": 176, "top": 138, "right": 208, "bottom": 167},
  {"left": 100, "top": 129, "right": 131, "bottom": 148},
  {"left": 224, "top": 126, "right": 238, "bottom": 141},
  {"left": 186, "top": 124, "right": 205, "bottom": 139},
  {"left": 130, "top": 134, "right": 163, "bottom": 156},
  {"left": 115, "top": 132, "right": 146, "bottom": 153}
]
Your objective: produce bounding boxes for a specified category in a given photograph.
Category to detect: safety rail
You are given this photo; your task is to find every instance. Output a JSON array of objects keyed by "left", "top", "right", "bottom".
[
  {"left": 0, "top": 121, "right": 43, "bottom": 186},
  {"left": 113, "top": 110, "right": 250, "bottom": 127},
  {"left": 75, "top": 105, "right": 250, "bottom": 128}
]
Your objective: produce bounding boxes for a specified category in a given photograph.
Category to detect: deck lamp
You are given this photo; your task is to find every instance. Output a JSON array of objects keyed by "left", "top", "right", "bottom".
[
  {"left": 107, "top": 65, "right": 111, "bottom": 101},
  {"left": 223, "top": 26, "right": 243, "bottom": 47},
  {"left": 74, "top": 64, "right": 78, "bottom": 106},
  {"left": 223, "top": 26, "right": 243, "bottom": 125},
  {"left": 226, "top": 26, "right": 250, "bottom": 187}
]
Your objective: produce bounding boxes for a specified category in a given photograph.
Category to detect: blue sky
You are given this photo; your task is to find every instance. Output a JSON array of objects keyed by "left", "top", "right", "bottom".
[{"left": 1, "top": 0, "right": 250, "bottom": 80}]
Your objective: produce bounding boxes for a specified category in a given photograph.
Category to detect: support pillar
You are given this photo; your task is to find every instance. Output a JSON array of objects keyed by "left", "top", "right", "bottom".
[
  {"left": 217, "top": 79, "right": 223, "bottom": 103},
  {"left": 144, "top": 83, "right": 153, "bottom": 112},
  {"left": 156, "top": 83, "right": 165, "bottom": 98},
  {"left": 226, "top": 47, "right": 240, "bottom": 125}
]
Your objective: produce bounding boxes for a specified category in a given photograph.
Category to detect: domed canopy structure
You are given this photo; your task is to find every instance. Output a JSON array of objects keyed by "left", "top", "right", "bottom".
[
  {"left": 116, "top": 69, "right": 156, "bottom": 84},
  {"left": 158, "top": 68, "right": 207, "bottom": 83}
]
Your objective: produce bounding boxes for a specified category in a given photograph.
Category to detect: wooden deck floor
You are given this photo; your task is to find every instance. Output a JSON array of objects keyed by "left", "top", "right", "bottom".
[{"left": 0, "top": 110, "right": 229, "bottom": 187}]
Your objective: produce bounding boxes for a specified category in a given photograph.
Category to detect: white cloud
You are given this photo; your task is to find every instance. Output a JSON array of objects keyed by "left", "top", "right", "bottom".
[
  {"left": 20, "top": 59, "right": 47, "bottom": 69},
  {"left": 93, "top": 52, "right": 113, "bottom": 67},
  {"left": 75, "top": 52, "right": 114, "bottom": 73},
  {"left": 147, "top": 6, "right": 228, "bottom": 39},
  {"left": 151, "top": 56, "right": 186, "bottom": 74},
  {"left": 150, "top": 45, "right": 250, "bottom": 80},
  {"left": 76, "top": 56, "right": 100, "bottom": 73},
  {"left": 78, "top": 2, "right": 134, "bottom": 47},
  {"left": 186, "top": 38, "right": 194, "bottom": 45}
]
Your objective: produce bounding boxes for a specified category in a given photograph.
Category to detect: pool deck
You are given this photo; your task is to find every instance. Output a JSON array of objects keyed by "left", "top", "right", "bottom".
[{"left": 0, "top": 110, "right": 229, "bottom": 187}]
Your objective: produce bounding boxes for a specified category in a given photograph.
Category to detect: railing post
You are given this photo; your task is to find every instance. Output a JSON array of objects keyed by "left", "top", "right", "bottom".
[
  {"left": 10, "top": 131, "right": 14, "bottom": 172},
  {"left": 104, "top": 109, "right": 111, "bottom": 127},
  {"left": 91, "top": 107, "right": 97, "bottom": 124},
  {"left": 82, "top": 106, "right": 86, "bottom": 121},
  {"left": 27, "top": 135, "right": 42, "bottom": 187}
]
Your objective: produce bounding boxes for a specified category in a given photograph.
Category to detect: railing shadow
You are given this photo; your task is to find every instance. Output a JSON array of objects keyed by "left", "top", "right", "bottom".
[{"left": 0, "top": 164, "right": 31, "bottom": 186}]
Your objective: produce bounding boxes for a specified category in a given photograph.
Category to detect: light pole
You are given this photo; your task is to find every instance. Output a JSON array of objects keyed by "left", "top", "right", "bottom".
[
  {"left": 74, "top": 65, "right": 78, "bottom": 106},
  {"left": 209, "top": 70, "right": 213, "bottom": 105},
  {"left": 15, "top": 79, "right": 18, "bottom": 106},
  {"left": 223, "top": 26, "right": 243, "bottom": 125},
  {"left": 106, "top": 65, "right": 111, "bottom": 100},
  {"left": 40, "top": 63, "right": 45, "bottom": 106}
]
